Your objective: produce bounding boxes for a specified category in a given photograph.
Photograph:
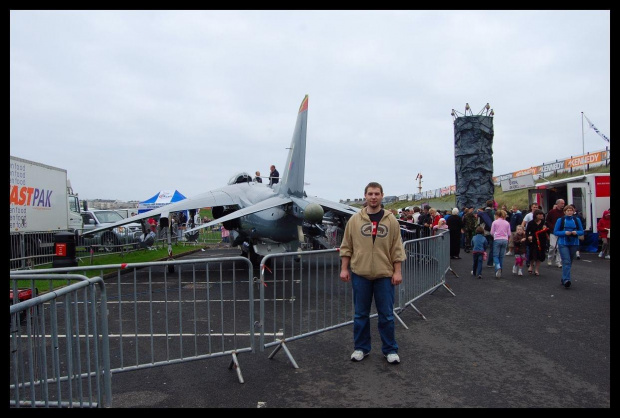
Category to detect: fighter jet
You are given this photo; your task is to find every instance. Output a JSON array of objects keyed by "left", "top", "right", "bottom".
[{"left": 84, "top": 95, "right": 359, "bottom": 264}]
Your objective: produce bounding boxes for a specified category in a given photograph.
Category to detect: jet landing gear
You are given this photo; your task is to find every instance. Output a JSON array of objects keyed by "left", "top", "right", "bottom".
[{"left": 242, "top": 242, "right": 262, "bottom": 267}]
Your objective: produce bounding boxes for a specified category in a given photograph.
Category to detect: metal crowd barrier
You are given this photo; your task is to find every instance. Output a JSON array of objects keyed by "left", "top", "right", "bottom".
[
  {"left": 258, "top": 249, "right": 354, "bottom": 368},
  {"left": 9, "top": 273, "right": 111, "bottom": 408},
  {"left": 13, "top": 257, "right": 256, "bottom": 387},
  {"left": 257, "top": 231, "right": 455, "bottom": 367},
  {"left": 398, "top": 229, "right": 455, "bottom": 321},
  {"left": 10, "top": 230, "right": 72, "bottom": 270}
]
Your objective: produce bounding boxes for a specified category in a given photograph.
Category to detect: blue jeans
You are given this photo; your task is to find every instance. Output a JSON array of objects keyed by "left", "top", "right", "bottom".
[
  {"left": 493, "top": 239, "right": 508, "bottom": 272},
  {"left": 558, "top": 244, "right": 578, "bottom": 284},
  {"left": 472, "top": 252, "right": 484, "bottom": 276},
  {"left": 485, "top": 235, "right": 494, "bottom": 265},
  {"left": 351, "top": 273, "right": 398, "bottom": 356}
]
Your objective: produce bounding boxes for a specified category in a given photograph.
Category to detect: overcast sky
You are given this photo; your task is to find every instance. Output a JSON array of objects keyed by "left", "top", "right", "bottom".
[{"left": 10, "top": 10, "right": 610, "bottom": 203}]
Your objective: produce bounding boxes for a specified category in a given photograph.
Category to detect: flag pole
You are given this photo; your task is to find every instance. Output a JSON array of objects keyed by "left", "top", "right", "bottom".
[{"left": 581, "top": 112, "right": 586, "bottom": 175}]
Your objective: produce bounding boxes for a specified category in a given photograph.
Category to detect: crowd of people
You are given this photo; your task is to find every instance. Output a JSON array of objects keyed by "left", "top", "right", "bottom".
[{"left": 394, "top": 199, "right": 610, "bottom": 289}]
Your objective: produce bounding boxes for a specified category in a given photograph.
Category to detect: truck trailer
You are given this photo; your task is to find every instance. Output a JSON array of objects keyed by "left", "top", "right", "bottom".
[{"left": 10, "top": 156, "right": 83, "bottom": 268}]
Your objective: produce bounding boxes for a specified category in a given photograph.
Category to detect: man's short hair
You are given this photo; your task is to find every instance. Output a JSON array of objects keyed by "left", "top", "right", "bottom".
[{"left": 364, "top": 182, "right": 383, "bottom": 195}]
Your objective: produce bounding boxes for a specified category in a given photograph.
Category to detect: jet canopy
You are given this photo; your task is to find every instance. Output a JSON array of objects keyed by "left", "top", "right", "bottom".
[{"left": 228, "top": 172, "right": 253, "bottom": 185}]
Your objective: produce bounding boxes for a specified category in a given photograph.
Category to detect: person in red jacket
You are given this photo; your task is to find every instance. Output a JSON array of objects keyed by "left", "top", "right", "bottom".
[{"left": 597, "top": 209, "right": 610, "bottom": 259}]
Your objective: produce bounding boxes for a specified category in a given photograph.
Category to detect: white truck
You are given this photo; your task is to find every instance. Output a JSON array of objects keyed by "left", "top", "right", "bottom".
[
  {"left": 10, "top": 156, "right": 83, "bottom": 267},
  {"left": 527, "top": 172, "right": 610, "bottom": 251}
]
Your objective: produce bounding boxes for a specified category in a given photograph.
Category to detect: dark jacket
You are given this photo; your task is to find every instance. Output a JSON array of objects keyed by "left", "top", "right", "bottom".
[
  {"left": 477, "top": 210, "right": 493, "bottom": 232},
  {"left": 417, "top": 212, "right": 432, "bottom": 226},
  {"left": 269, "top": 169, "right": 280, "bottom": 186},
  {"left": 509, "top": 210, "right": 523, "bottom": 232},
  {"left": 545, "top": 207, "right": 564, "bottom": 230}
]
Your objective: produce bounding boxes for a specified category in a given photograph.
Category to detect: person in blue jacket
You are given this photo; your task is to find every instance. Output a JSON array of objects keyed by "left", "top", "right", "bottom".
[
  {"left": 470, "top": 226, "right": 489, "bottom": 279},
  {"left": 553, "top": 204, "right": 584, "bottom": 288}
]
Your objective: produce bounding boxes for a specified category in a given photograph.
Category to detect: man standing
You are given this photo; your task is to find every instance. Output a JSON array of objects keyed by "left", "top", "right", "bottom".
[
  {"left": 416, "top": 205, "right": 432, "bottom": 237},
  {"left": 254, "top": 171, "right": 262, "bottom": 183},
  {"left": 339, "top": 182, "right": 406, "bottom": 365},
  {"left": 269, "top": 165, "right": 280, "bottom": 186},
  {"left": 546, "top": 199, "right": 565, "bottom": 268}
]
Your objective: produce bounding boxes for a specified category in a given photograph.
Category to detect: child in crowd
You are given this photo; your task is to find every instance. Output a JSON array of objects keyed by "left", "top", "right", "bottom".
[
  {"left": 597, "top": 209, "right": 610, "bottom": 259},
  {"left": 471, "top": 226, "right": 488, "bottom": 279},
  {"left": 433, "top": 218, "right": 449, "bottom": 234},
  {"left": 221, "top": 226, "right": 230, "bottom": 245},
  {"left": 512, "top": 225, "right": 527, "bottom": 276}
]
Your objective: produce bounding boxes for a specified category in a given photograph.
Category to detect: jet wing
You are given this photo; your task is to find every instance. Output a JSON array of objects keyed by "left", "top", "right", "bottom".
[
  {"left": 83, "top": 187, "right": 243, "bottom": 237},
  {"left": 303, "top": 195, "right": 360, "bottom": 216},
  {"left": 184, "top": 194, "right": 293, "bottom": 234}
]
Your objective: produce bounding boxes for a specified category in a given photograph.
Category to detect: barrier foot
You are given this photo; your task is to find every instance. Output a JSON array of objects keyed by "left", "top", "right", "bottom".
[
  {"left": 447, "top": 267, "right": 460, "bottom": 278},
  {"left": 268, "top": 340, "right": 299, "bottom": 369},
  {"left": 394, "top": 310, "right": 410, "bottom": 329},
  {"left": 405, "top": 302, "right": 427, "bottom": 321},
  {"left": 442, "top": 281, "right": 457, "bottom": 296},
  {"left": 228, "top": 352, "right": 245, "bottom": 383}
]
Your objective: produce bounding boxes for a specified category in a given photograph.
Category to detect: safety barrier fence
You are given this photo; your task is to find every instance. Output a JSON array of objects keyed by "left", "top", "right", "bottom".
[
  {"left": 10, "top": 273, "right": 112, "bottom": 408},
  {"left": 399, "top": 229, "right": 455, "bottom": 321},
  {"left": 11, "top": 257, "right": 256, "bottom": 388},
  {"left": 257, "top": 230, "right": 454, "bottom": 367},
  {"left": 10, "top": 232, "right": 453, "bottom": 407}
]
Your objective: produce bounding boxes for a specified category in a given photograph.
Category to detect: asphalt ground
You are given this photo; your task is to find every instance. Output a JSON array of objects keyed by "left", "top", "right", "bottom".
[{"left": 110, "top": 247, "right": 610, "bottom": 408}]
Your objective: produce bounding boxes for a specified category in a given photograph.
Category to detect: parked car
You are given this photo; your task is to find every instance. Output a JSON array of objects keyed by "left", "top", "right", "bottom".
[{"left": 80, "top": 209, "right": 142, "bottom": 252}]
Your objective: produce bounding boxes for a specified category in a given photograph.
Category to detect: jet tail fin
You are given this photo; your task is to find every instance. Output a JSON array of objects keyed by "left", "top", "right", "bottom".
[{"left": 279, "top": 95, "right": 308, "bottom": 197}]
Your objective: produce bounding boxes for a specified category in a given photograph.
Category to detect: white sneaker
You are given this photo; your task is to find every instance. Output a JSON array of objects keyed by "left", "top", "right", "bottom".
[
  {"left": 556, "top": 264, "right": 562, "bottom": 268},
  {"left": 471, "top": 271, "right": 474, "bottom": 276},
  {"left": 605, "top": 255, "right": 610, "bottom": 259},
  {"left": 599, "top": 251, "right": 604, "bottom": 258},
  {"left": 518, "top": 269, "right": 523, "bottom": 276},
  {"left": 385, "top": 353, "right": 400, "bottom": 364},
  {"left": 512, "top": 265, "right": 517, "bottom": 274},
  {"left": 350, "top": 350, "right": 369, "bottom": 362},
  {"left": 576, "top": 251, "right": 581, "bottom": 260},
  {"left": 547, "top": 259, "right": 552, "bottom": 266},
  {"left": 495, "top": 268, "right": 502, "bottom": 278},
  {"left": 505, "top": 251, "right": 512, "bottom": 256}
]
